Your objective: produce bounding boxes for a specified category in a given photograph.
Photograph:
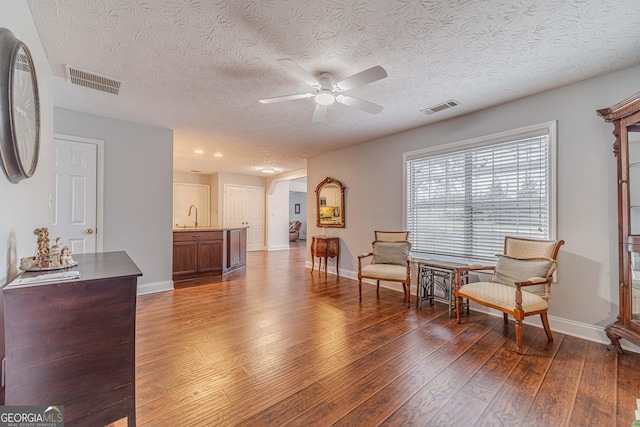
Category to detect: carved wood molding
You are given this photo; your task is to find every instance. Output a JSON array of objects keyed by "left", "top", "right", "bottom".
[{"left": 597, "top": 91, "right": 640, "bottom": 122}]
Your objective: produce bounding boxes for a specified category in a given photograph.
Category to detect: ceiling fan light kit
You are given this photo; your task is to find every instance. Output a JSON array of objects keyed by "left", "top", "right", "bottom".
[
  {"left": 259, "top": 58, "right": 387, "bottom": 122},
  {"left": 315, "top": 90, "right": 335, "bottom": 106}
]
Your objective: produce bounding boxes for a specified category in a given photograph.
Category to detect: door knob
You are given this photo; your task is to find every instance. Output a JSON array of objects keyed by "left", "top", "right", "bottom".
[{"left": 85, "top": 228, "right": 94, "bottom": 234}]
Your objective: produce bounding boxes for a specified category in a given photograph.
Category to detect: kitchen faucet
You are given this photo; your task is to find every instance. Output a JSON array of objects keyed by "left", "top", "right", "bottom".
[{"left": 188, "top": 204, "right": 198, "bottom": 227}]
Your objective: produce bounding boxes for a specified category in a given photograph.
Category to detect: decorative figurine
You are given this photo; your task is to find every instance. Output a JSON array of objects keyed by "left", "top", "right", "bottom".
[
  {"left": 19, "top": 228, "right": 77, "bottom": 271},
  {"left": 33, "top": 227, "right": 51, "bottom": 268},
  {"left": 60, "top": 246, "right": 75, "bottom": 266},
  {"left": 49, "top": 237, "right": 61, "bottom": 268}
]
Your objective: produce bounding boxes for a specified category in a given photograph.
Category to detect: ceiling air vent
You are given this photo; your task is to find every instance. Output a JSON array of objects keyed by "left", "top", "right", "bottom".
[
  {"left": 66, "top": 65, "right": 122, "bottom": 95},
  {"left": 421, "top": 99, "right": 460, "bottom": 115}
]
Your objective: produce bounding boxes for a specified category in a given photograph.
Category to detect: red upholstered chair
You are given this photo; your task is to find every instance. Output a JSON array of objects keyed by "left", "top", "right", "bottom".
[{"left": 289, "top": 221, "right": 302, "bottom": 241}]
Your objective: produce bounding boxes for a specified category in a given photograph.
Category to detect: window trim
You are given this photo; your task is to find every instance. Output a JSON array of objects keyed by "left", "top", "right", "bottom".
[{"left": 402, "top": 121, "right": 557, "bottom": 262}]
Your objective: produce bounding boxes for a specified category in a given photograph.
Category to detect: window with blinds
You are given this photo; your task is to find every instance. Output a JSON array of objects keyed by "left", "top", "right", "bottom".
[{"left": 405, "top": 122, "right": 556, "bottom": 261}]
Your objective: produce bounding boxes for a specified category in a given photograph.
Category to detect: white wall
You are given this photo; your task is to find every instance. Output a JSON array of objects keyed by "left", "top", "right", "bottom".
[
  {"left": 173, "top": 171, "right": 210, "bottom": 185},
  {"left": 307, "top": 64, "right": 640, "bottom": 346},
  {"left": 210, "top": 173, "right": 219, "bottom": 225},
  {"left": 289, "top": 191, "right": 307, "bottom": 238},
  {"left": 54, "top": 108, "right": 174, "bottom": 293},
  {"left": 0, "top": 0, "right": 53, "bottom": 286},
  {"left": 267, "top": 181, "right": 291, "bottom": 250}
]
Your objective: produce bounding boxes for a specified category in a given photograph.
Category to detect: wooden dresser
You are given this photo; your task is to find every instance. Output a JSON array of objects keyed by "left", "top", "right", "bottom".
[
  {"left": 310, "top": 235, "right": 340, "bottom": 276},
  {"left": 3, "top": 251, "right": 141, "bottom": 426}
]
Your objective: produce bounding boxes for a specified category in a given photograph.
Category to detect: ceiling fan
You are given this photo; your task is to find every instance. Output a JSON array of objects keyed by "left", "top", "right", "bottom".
[{"left": 259, "top": 58, "right": 388, "bottom": 123}]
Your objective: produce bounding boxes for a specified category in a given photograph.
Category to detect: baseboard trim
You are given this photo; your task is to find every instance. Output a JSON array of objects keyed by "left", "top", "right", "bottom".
[
  {"left": 317, "top": 265, "right": 640, "bottom": 354},
  {"left": 137, "top": 280, "right": 173, "bottom": 295},
  {"left": 269, "top": 245, "right": 291, "bottom": 251},
  {"left": 467, "top": 306, "right": 640, "bottom": 354}
]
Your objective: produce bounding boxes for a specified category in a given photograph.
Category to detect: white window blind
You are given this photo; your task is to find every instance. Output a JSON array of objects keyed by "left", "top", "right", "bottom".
[{"left": 405, "top": 124, "right": 555, "bottom": 261}]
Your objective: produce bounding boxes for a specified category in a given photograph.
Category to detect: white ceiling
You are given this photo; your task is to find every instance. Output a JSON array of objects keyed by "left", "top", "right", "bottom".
[{"left": 27, "top": 0, "right": 640, "bottom": 176}]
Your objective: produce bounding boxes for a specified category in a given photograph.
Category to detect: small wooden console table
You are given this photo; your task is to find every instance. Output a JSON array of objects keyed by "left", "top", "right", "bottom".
[{"left": 311, "top": 235, "right": 340, "bottom": 276}]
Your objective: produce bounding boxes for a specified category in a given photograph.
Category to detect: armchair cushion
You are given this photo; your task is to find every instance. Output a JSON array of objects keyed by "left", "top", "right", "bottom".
[
  {"left": 458, "top": 282, "right": 548, "bottom": 313},
  {"left": 371, "top": 241, "right": 411, "bottom": 265},
  {"left": 360, "top": 264, "right": 409, "bottom": 281},
  {"left": 488, "top": 254, "right": 554, "bottom": 297}
]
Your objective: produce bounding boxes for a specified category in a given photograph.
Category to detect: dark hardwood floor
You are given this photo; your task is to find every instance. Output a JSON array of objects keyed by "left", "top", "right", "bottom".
[{"left": 133, "top": 241, "right": 640, "bottom": 426}]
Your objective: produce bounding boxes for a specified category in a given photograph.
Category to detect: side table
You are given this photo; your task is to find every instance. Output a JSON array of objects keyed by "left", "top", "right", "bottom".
[
  {"left": 416, "top": 260, "right": 487, "bottom": 317},
  {"left": 311, "top": 235, "right": 339, "bottom": 276}
]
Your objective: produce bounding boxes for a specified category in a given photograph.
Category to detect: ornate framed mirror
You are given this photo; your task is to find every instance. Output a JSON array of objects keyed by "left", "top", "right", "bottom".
[{"left": 315, "top": 177, "right": 345, "bottom": 228}]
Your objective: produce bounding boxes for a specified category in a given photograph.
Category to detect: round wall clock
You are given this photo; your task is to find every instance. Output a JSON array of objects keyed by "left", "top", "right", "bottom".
[{"left": 0, "top": 27, "right": 40, "bottom": 184}]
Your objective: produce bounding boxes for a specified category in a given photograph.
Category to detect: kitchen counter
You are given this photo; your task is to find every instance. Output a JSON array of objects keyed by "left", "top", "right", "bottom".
[
  {"left": 172, "top": 227, "right": 247, "bottom": 284},
  {"left": 173, "top": 225, "right": 249, "bottom": 232}
]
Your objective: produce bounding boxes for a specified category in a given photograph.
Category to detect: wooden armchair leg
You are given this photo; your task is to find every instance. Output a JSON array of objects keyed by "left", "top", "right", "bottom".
[
  {"left": 455, "top": 296, "right": 461, "bottom": 324},
  {"left": 403, "top": 283, "right": 410, "bottom": 308},
  {"left": 515, "top": 319, "right": 523, "bottom": 355},
  {"left": 503, "top": 313, "right": 508, "bottom": 323},
  {"left": 358, "top": 279, "right": 362, "bottom": 301},
  {"left": 376, "top": 280, "right": 380, "bottom": 295},
  {"left": 540, "top": 312, "right": 553, "bottom": 341}
]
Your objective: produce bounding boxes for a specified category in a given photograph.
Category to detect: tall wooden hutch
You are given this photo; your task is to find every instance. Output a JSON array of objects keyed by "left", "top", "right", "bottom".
[{"left": 598, "top": 92, "right": 640, "bottom": 353}]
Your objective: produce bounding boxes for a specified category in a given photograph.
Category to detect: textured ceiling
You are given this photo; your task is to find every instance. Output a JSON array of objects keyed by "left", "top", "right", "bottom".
[{"left": 27, "top": 0, "right": 640, "bottom": 176}]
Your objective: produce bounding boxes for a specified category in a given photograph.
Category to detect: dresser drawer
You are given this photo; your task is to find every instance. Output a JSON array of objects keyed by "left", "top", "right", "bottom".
[{"left": 313, "top": 239, "right": 327, "bottom": 255}]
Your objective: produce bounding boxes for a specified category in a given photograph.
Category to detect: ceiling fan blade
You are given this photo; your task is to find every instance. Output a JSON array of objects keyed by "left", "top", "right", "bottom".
[
  {"left": 334, "top": 65, "right": 387, "bottom": 91},
  {"left": 277, "top": 58, "right": 320, "bottom": 88},
  {"left": 259, "top": 93, "right": 314, "bottom": 104},
  {"left": 336, "top": 95, "right": 383, "bottom": 114},
  {"left": 312, "top": 104, "right": 328, "bottom": 123}
]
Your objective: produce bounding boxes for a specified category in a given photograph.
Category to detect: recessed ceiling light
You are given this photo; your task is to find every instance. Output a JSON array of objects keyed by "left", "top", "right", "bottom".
[
  {"left": 261, "top": 168, "right": 276, "bottom": 174},
  {"left": 214, "top": 153, "right": 223, "bottom": 157},
  {"left": 194, "top": 149, "right": 204, "bottom": 154}
]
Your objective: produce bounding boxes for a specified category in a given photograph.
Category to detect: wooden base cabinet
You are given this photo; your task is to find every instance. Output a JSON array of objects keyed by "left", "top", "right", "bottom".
[
  {"left": 226, "top": 228, "right": 247, "bottom": 272},
  {"left": 172, "top": 240, "right": 198, "bottom": 276},
  {"left": 173, "top": 230, "right": 223, "bottom": 280},
  {"left": 173, "top": 227, "right": 247, "bottom": 282},
  {"left": 3, "top": 251, "right": 141, "bottom": 426}
]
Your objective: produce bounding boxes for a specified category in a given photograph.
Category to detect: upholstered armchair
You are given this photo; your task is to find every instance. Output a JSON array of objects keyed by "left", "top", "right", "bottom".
[
  {"left": 454, "top": 236, "right": 565, "bottom": 354},
  {"left": 358, "top": 231, "right": 412, "bottom": 307},
  {"left": 289, "top": 221, "right": 302, "bottom": 241}
]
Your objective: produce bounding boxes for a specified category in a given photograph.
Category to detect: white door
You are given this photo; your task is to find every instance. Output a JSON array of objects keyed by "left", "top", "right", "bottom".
[
  {"left": 245, "top": 187, "right": 264, "bottom": 251},
  {"left": 224, "top": 185, "right": 264, "bottom": 251},
  {"left": 50, "top": 137, "right": 98, "bottom": 254},
  {"left": 173, "top": 183, "right": 210, "bottom": 227}
]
